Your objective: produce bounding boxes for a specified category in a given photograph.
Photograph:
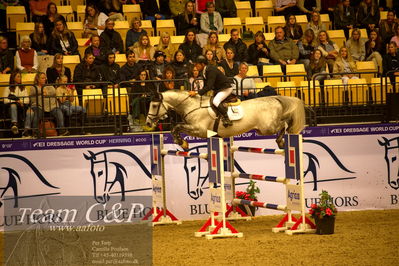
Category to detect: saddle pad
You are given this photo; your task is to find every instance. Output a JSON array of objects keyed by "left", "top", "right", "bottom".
[{"left": 207, "top": 106, "right": 244, "bottom": 121}]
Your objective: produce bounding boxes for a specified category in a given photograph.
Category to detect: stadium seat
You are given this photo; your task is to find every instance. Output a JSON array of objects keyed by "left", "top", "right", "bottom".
[
  {"left": 16, "top": 22, "right": 34, "bottom": 47},
  {"left": 77, "top": 38, "right": 90, "bottom": 58},
  {"left": 82, "top": 89, "right": 104, "bottom": 116},
  {"left": 63, "top": 55, "right": 81, "bottom": 80},
  {"left": 380, "top": 11, "right": 387, "bottom": 21},
  {"left": 67, "top": 22, "right": 84, "bottom": 39},
  {"left": 255, "top": 82, "right": 271, "bottom": 89},
  {"left": 123, "top": 4, "right": 142, "bottom": 22},
  {"left": 115, "top": 21, "right": 130, "bottom": 43},
  {"left": 171, "top": 35, "right": 185, "bottom": 50},
  {"left": 107, "top": 87, "right": 129, "bottom": 115},
  {"left": 300, "top": 80, "right": 321, "bottom": 106},
  {"left": 356, "top": 61, "right": 377, "bottom": 83},
  {"left": 156, "top": 19, "right": 176, "bottom": 37},
  {"left": 247, "top": 65, "right": 259, "bottom": 77},
  {"left": 68, "top": 0, "right": 85, "bottom": 12},
  {"left": 235, "top": 1, "right": 252, "bottom": 24},
  {"left": 267, "top": 16, "right": 285, "bottom": 33},
  {"left": 76, "top": 5, "right": 86, "bottom": 23},
  {"left": 6, "top": 6, "right": 27, "bottom": 31},
  {"left": 0, "top": 74, "right": 11, "bottom": 98},
  {"left": 115, "top": 53, "right": 127, "bottom": 67},
  {"left": 286, "top": 64, "right": 306, "bottom": 86},
  {"left": 141, "top": 20, "right": 154, "bottom": 36},
  {"left": 276, "top": 81, "right": 297, "bottom": 97},
  {"left": 223, "top": 17, "right": 242, "bottom": 35},
  {"left": 218, "top": 34, "right": 231, "bottom": 45},
  {"left": 21, "top": 73, "right": 36, "bottom": 94},
  {"left": 149, "top": 36, "right": 160, "bottom": 47},
  {"left": 370, "top": 77, "right": 393, "bottom": 104},
  {"left": 57, "top": 5, "right": 74, "bottom": 22},
  {"left": 255, "top": 1, "right": 274, "bottom": 18},
  {"left": 295, "top": 15, "right": 308, "bottom": 33},
  {"left": 320, "top": 14, "right": 331, "bottom": 30},
  {"left": 245, "top": 17, "right": 265, "bottom": 34},
  {"left": 349, "top": 28, "right": 368, "bottom": 40},
  {"left": 264, "top": 33, "right": 275, "bottom": 45},
  {"left": 327, "top": 30, "right": 346, "bottom": 48},
  {"left": 262, "top": 65, "right": 283, "bottom": 87},
  {"left": 347, "top": 78, "right": 368, "bottom": 105},
  {"left": 324, "top": 79, "right": 345, "bottom": 106}
]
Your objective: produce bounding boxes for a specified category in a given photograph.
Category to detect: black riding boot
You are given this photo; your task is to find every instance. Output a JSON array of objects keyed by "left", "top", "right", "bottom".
[{"left": 216, "top": 104, "right": 233, "bottom": 127}]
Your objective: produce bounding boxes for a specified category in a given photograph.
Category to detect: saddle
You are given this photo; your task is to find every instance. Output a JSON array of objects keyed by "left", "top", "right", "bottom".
[{"left": 208, "top": 94, "right": 244, "bottom": 121}]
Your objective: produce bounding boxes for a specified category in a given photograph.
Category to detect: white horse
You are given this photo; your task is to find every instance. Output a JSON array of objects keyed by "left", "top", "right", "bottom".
[{"left": 146, "top": 90, "right": 306, "bottom": 149}]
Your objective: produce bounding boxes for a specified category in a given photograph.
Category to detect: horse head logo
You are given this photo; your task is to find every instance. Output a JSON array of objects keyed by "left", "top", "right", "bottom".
[
  {"left": 378, "top": 137, "right": 399, "bottom": 190},
  {"left": 183, "top": 145, "right": 209, "bottom": 200},
  {"left": 84, "top": 149, "right": 151, "bottom": 204}
]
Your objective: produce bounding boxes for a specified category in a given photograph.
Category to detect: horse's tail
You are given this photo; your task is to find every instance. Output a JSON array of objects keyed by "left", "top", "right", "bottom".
[{"left": 276, "top": 96, "right": 306, "bottom": 134}]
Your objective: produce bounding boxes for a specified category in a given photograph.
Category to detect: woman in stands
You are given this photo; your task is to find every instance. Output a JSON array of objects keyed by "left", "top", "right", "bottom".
[
  {"left": 157, "top": 32, "right": 176, "bottom": 63},
  {"left": 16, "top": 36, "right": 38, "bottom": 73},
  {"left": 73, "top": 52, "right": 100, "bottom": 98},
  {"left": 50, "top": 18, "right": 79, "bottom": 55},
  {"left": 383, "top": 42, "right": 399, "bottom": 84},
  {"left": 390, "top": 24, "right": 399, "bottom": 48},
  {"left": 170, "top": 49, "right": 190, "bottom": 88},
  {"left": 30, "top": 22, "right": 49, "bottom": 55},
  {"left": 2, "top": 71, "right": 30, "bottom": 135},
  {"left": 379, "top": 10, "right": 397, "bottom": 45},
  {"left": 306, "top": 11, "right": 326, "bottom": 37},
  {"left": 0, "top": 36, "right": 15, "bottom": 74},
  {"left": 126, "top": 17, "right": 148, "bottom": 51},
  {"left": 357, "top": 0, "right": 380, "bottom": 32},
  {"left": 178, "top": 30, "right": 202, "bottom": 64},
  {"left": 333, "top": 47, "right": 359, "bottom": 84},
  {"left": 189, "top": 64, "right": 204, "bottom": 91},
  {"left": 99, "top": 0, "right": 124, "bottom": 21},
  {"left": 317, "top": 30, "right": 339, "bottom": 73},
  {"left": 46, "top": 53, "right": 72, "bottom": 84},
  {"left": 85, "top": 35, "right": 108, "bottom": 65},
  {"left": 284, "top": 15, "right": 303, "bottom": 43},
  {"left": 298, "top": 29, "right": 317, "bottom": 72},
  {"left": 365, "top": 30, "right": 384, "bottom": 74},
  {"left": 56, "top": 74, "right": 86, "bottom": 117},
  {"left": 247, "top": 31, "right": 270, "bottom": 76},
  {"left": 100, "top": 19, "right": 124, "bottom": 54},
  {"left": 177, "top": 0, "right": 200, "bottom": 35},
  {"left": 42, "top": 2, "right": 65, "bottom": 37},
  {"left": 345, "top": 29, "right": 366, "bottom": 62},
  {"left": 219, "top": 47, "right": 239, "bottom": 78},
  {"left": 83, "top": 4, "right": 108, "bottom": 38},
  {"left": 234, "top": 62, "right": 256, "bottom": 98},
  {"left": 334, "top": 0, "right": 356, "bottom": 39},
  {"left": 202, "top": 32, "right": 226, "bottom": 64},
  {"left": 133, "top": 34, "right": 155, "bottom": 63},
  {"left": 308, "top": 49, "right": 328, "bottom": 83},
  {"left": 160, "top": 65, "right": 179, "bottom": 91},
  {"left": 204, "top": 49, "right": 218, "bottom": 66}
]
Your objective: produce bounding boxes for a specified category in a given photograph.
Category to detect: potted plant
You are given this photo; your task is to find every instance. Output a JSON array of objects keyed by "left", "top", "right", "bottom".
[
  {"left": 309, "top": 190, "right": 337, "bottom": 235},
  {"left": 235, "top": 180, "right": 260, "bottom": 216}
]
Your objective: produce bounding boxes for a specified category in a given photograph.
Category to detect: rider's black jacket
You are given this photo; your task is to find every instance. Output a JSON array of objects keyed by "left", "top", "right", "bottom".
[{"left": 198, "top": 65, "right": 233, "bottom": 96}]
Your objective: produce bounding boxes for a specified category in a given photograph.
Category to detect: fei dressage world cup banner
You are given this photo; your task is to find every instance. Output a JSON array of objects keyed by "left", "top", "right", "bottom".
[{"left": 1, "top": 123, "right": 399, "bottom": 230}]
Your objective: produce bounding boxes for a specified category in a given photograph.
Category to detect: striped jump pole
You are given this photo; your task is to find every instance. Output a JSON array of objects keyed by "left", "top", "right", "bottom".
[
  {"left": 230, "top": 172, "right": 287, "bottom": 183},
  {"left": 161, "top": 150, "right": 208, "bottom": 159},
  {"left": 232, "top": 198, "right": 287, "bottom": 212},
  {"left": 230, "top": 146, "right": 284, "bottom": 155}
]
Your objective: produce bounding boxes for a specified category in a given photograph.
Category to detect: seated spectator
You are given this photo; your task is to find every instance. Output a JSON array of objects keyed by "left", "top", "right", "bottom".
[
  {"left": 275, "top": 0, "right": 300, "bottom": 17},
  {"left": 390, "top": 24, "right": 399, "bottom": 47},
  {"left": 307, "top": 11, "right": 326, "bottom": 37},
  {"left": 50, "top": 18, "right": 79, "bottom": 55},
  {"left": 157, "top": 32, "right": 176, "bottom": 63},
  {"left": 83, "top": 4, "right": 108, "bottom": 38},
  {"left": 308, "top": 49, "right": 328, "bottom": 83},
  {"left": 200, "top": 1, "right": 223, "bottom": 35},
  {"left": 345, "top": 29, "right": 366, "bottom": 61},
  {"left": 170, "top": 50, "right": 190, "bottom": 87},
  {"left": 284, "top": 15, "right": 303, "bottom": 43},
  {"left": 0, "top": 36, "right": 15, "bottom": 74},
  {"left": 365, "top": 30, "right": 384, "bottom": 73},
  {"left": 234, "top": 62, "right": 256, "bottom": 97},
  {"left": 268, "top": 26, "right": 299, "bottom": 72},
  {"left": 46, "top": 53, "right": 72, "bottom": 83},
  {"left": 139, "top": 0, "right": 166, "bottom": 26},
  {"left": 160, "top": 65, "right": 179, "bottom": 91},
  {"left": 189, "top": 64, "right": 204, "bottom": 91},
  {"left": 73, "top": 53, "right": 100, "bottom": 98},
  {"left": 133, "top": 34, "right": 155, "bottom": 66},
  {"left": 149, "top": 50, "right": 167, "bottom": 81},
  {"left": 357, "top": 0, "right": 380, "bottom": 32},
  {"left": 196, "top": 0, "right": 214, "bottom": 14},
  {"left": 120, "top": 50, "right": 140, "bottom": 84},
  {"left": 170, "top": 0, "right": 188, "bottom": 18},
  {"left": 100, "top": 52, "right": 121, "bottom": 89},
  {"left": 177, "top": 0, "right": 200, "bottom": 35},
  {"left": 204, "top": 49, "right": 218, "bottom": 66},
  {"left": 126, "top": 17, "right": 147, "bottom": 51},
  {"left": 42, "top": 2, "right": 65, "bottom": 38},
  {"left": 298, "top": 0, "right": 321, "bottom": 17},
  {"left": 247, "top": 31, "right": 270, "bottom": 75},
  {"left": 26, "top": 72, "right": 68, "bottom": 136},
  {"left": 219, "top": 47, "right": 239, "bottom": 78},
  {"left": 298, "top": 29, "right": 317, "bottom": 72},
  {"left": 56, "top": 74, "right": 86, "bottom": 116},
  {"left": 16, "top": 36, "right": 38, "bottom": 73},
  {"left": 2, "top": 71, "right": 31, "bottom": 135},
  {"left": 30, "top": 0, "right": 51, "bottom": 23},
  {"left": 215, "top": 0, "right": 236, "bottom": 18},
  {"left": 30, "top": 22, "right": 49, "bottom": 55},
  {"left": 99, "top": 0, "right": 124, "bottom": 21},
  {"left": 383, "top": 41, "right": 399, "bottom": 84},
  {"left": 379, "top": 10, "right": 397, "bottom": 45},
  {"left": 317, "top": 30, "right": 339, "bottom": 73},
  {"left": 85, "top": 35, "right": 108, "bottom": 66},
  {"left": 321, "top": 0, "right": 341, "bottom": 25},
  {"left": 334, "top": 0, "right": 356, "bottom": 39},
  {"left": 202, "top": 32, "right": 225, "bottom": 63},
  {"left": 100, "top": 19, "right": 124, "bottom": 54},
  {"left": 178, "top": 30, "right": 203, "bottom": 63},
  {"left": 223, "top": 29, "right": 248, "bottom": 64},
  {"left": 333, "top": 47, "right": 359, "bottom": 84}
]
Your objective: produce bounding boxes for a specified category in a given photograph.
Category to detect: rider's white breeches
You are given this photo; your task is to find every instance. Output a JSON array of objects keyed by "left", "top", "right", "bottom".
[{"left": 213, "top": 87, "right": 233, "bottom": 107}]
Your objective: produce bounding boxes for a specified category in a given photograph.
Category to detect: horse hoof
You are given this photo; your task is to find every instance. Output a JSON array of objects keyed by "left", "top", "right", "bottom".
[{"left": 181, "top": 140, "right": 189, "bottom": 150}]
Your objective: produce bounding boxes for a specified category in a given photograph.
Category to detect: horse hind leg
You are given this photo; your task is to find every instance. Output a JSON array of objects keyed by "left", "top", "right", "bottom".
[{"left": 276, "top": 122, "right": 288, "bottom": 149}]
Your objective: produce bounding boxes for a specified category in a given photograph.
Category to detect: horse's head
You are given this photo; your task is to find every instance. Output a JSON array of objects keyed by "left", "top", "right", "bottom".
[
  {"left": 84, "top": 151, "right": 110, "bottom": 204},
  {"left": 146, "top": 92, "right": 169, "bottom": 128},
  {"left": 378, "top": 137, "right": 399, "bottom": 190}
]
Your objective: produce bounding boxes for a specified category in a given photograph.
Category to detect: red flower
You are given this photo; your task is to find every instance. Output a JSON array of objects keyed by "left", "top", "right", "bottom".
[
  {"left": 309, "top": 209, "right": 314, "bottom": 215},
  {"left": 311, "top": 204, "right": 317, "bottom": 209},
  {"left": 326, "top": 208, "right": 333, "bottom": 216}
]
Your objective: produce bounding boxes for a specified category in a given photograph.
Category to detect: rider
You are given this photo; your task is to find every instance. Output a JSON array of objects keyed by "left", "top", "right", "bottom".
[{"left": 189, "top": 55, "right": 233, "bottom": 127}]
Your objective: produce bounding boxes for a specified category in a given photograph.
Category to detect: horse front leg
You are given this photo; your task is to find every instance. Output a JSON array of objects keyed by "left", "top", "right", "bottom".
[{"left": 171, "top": 124, "right": 199, "bottom": 150}]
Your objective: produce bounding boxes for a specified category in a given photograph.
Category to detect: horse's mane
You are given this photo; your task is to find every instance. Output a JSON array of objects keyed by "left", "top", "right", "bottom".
[{"left": 161, "top": 90, "right": 210, "bottom": 107}]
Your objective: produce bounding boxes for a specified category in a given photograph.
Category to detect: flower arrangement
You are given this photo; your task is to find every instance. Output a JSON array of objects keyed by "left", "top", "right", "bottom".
[
  {"left": 235, "top": 180, "right": 260, "bottom": 201},
  {"left": 309, "top": 190, "right": 337, "bottom": 219}
]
